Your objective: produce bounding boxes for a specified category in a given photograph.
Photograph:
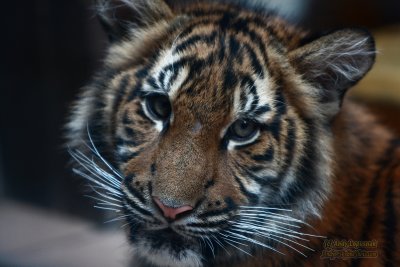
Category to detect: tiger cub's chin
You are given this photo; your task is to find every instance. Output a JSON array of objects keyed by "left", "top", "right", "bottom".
[
  {"left": 131, "top": 229, "right": 203, "bottom": 267},
  {"left": 67, "top": 0, "right": 400, "bottom": 267}
]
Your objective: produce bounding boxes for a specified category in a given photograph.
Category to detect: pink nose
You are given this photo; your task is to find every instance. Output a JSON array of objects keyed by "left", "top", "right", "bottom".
[{"left": 153, "top": 197, "right": 193, "bottom": 220}]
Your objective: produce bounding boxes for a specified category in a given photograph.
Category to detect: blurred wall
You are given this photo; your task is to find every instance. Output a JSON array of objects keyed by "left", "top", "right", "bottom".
[
  {"left": 304, "top": 0, "right": 400, "bottom": 30},
  {"left": 0, "top": 145, "right": 3, "bottom": 197},
  {"left": 0, "top": 0, "right": 107, "bottom": 220}
]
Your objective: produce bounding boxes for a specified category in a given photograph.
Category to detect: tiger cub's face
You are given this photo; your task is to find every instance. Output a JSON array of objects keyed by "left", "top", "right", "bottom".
[{"left": 68, "top": 1, "right": 375, "bottom": 266}]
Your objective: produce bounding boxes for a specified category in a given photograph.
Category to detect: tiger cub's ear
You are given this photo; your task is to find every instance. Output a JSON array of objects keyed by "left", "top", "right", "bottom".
[
  {"left": 288, "top": 29, "right": 376, "bottom": 118},
  {"left": 95, "top": 0, "right": 174, "bottom": 41}
]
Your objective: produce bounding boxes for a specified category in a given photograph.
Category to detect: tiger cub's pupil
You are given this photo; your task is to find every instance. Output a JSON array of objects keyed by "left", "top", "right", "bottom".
[
  {"left": 229, "top": 119, "right": 258, "bottom": 141},
  {"left": 145, "top": 94, "right": 172, "bottom": 121}
]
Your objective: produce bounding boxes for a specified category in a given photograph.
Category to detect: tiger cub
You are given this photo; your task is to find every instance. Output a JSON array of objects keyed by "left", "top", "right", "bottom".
[{"left": 66, "top": 0, "right": 400, "bottom": 266}]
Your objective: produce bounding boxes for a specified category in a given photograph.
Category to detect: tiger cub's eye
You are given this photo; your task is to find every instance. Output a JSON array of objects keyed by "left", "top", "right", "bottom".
[
  {"left": 145, "top": 94, "right": 172, "bottom": 121},
  {"left": 229, "top": 119, "right": 259, "bottom": 141}
]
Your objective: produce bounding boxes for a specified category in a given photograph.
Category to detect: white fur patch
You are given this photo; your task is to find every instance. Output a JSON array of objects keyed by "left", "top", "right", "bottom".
[
  {"left": 133, "top": 240, "right": 203, "bottom": 267},
  {"left": 312, "top": 36, "right": 374, "bottom": 83},
  {"left": 227, "top": 131, "right": 261, "bottom": 151},
  {"left": 141, "top": 101, "right": 164, "bottom": 132},
  {"left": 168, "top": 66, "right": 189, "bottom": 99}
]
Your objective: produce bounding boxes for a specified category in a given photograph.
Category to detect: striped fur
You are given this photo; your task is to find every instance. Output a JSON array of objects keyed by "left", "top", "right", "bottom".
[{"left": 66, "top": 1, "right": 400, "bottom": 266}]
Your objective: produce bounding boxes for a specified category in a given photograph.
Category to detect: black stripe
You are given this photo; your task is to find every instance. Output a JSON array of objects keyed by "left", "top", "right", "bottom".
[
  {"left": 127, "top": 66, "right": 151, "bottom": 101},
  {"left": 224, "top": 197, "right": 237, "bottom": 210},
  {"left": 231, "top": 18, "right": 270, "bottom": 70},
  {"left": 261, "top": 118, "right": 281, "bottom": 141},
  {"left": 218, "top": 32, "right": 226, "bottom": 61},
  {"left": 112, "top": 75, "right": 130, "bottom": 117},
  {"left": 136, "top": 66, "right": 149, "bottom": 79},
  {"left": 127, "top": 81, "right": 143, "bottom": 102},
  {"left": 127, "top": 65, "right": 152, "bottom": 102},
  {"left": 159, "top": 56, "right": 193, "bottom": 90},
  {"left": 122, "top": 205, "right": 154, "bottom": 225},
  {"left": 180, "top": 14, "right": 270, "bottom": 74},
  {"left": 204, "top": 179, "right": 215, "bottom": 189},
  {"left": 229, "top": 36, "right": 240, "bottom": 58},
  {"left": 177, "top": 19, "right": 217, "bottom": 40},
  {"left": 115, "top": 137, "right": 139, "bottom": 147},
  {"left": 186, "top": 220, "right": 228, "bottom": 228},
  {"left": 277, "top": 119, "right": 296, "bottom": 180},
  {"left": 124, "top": 197, "right": 153, "bottom": 217},
  {"left": 274, "top": 87, "right": 287, "bottom": 116},
  {"left": 146, "top": 76, "right": 160, "bottom": 90},
  {"left": 150, "top": 163, "right": 156, "bottom": 176},
  {"left": 148, "top": 181, "right": 153, "bottom": 196},
  {"left": 229, "top": 35, "right": 243, "bottom": 64},
  {"left": 242, "top": 167, "right": 273, "bottom": 186},
  {"left": 124, "top": 126, "right": 137, "bottom": 139},
  {"left": 167, "top": 69, "right": 179, "bottom": 91},
  {"left": 223, "top": 68, "right": 238, "bottom": 90},
  {"left": 280, "top": 119, "right": 316, "bottom": 205},
  {"left": 174, "top": 31, "right": 218, "bottom": 54},
  {"left": 240, "top": 76, "right": 260, "bottom": 113},
  {"left": 251, "top": 146, "right": 274, "bottom": 162},
  {"left": 187, "top": 56, "right": 213, "bottom": 78},
  {"left": 124, "top": 177, "right": 146, "bottom": 204},
  {"left": 157, "top": 70, "right": 166, "bottom": 90},
  {"left": 116, "top": 150, "right": 141, "bottom": 164},
  {"left": 156, "top": 56, "right": 195, "bottom": 91},
  {"left": 242, "top": 43, "right": 265, "bottom": 78},
  {"left": 219, "top": 12, "right": 232, "bottom": 31},
  {"left": 187, "top": 9, "right": 229, "bottom": 17},
  {"left": 253, "top": 105, "right": 271, "bottom": 117},
  {"left": 111, "top": 75, "right": 130, "bottom": 137},
  {"left": 234, "top": 175, "right": 259, "bottom": 204},
  {"left": 122, "top": 110, "right": 133, "bottom": 125},
  {"left": 197, "top": 207, "right": 232, "bottom": 219}
]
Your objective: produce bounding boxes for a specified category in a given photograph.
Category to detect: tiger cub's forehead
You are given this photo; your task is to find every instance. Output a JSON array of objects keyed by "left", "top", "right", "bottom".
[{"left": 143, "top": 29, "right": 278, "bottom": 123}]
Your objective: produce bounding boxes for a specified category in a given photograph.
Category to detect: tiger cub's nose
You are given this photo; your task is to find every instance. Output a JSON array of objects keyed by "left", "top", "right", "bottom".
[{"left": 153, "top": 197, "right": 193, "bottom": 220}]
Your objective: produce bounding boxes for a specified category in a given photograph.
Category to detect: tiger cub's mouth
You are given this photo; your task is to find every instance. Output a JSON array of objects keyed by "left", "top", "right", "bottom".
[{"left": 126, "top": 218, "right": 211, "bottom": 267}]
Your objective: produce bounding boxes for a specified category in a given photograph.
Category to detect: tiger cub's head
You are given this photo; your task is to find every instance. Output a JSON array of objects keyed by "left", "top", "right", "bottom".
[{"left": 67, "top": 0, "right": 376, "bottom": 266}]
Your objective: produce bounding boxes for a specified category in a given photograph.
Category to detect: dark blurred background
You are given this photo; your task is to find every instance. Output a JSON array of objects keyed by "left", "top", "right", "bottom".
[
  {"left": 0, "top": 0, "right": 108, "bottom": 220},
  {"left": 0, "top": 1, "right": 399, "bottom": 265}
]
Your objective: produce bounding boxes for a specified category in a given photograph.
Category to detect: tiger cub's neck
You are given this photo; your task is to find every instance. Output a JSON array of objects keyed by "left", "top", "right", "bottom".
[{"left": 307, "top": 100, "right": 399, "bottom": 266}]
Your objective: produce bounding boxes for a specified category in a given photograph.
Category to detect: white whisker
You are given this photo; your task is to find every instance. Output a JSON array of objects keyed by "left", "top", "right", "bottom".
[
  {"left": 204, "top": 236, "right": 215, "bottom": 258},
  {"left": 239, "top": 211, "right": 306, "bottom": 224},
  {"left": 104, "top": 215, "right": 130, "bottom": 224},
  {"left": 219, "top": 235, "right": 252, "bottom": 256},
  {"left": 240, "top": 206, "right": 292, "bottom": 212},
  {"left": 268, "top": 233, "right": 314, "bottom": 251},
  {"left": 239, "top": 216, "right": 301, "bottom": 229},
  {"left": 73, "top": 168, "right": 122, "bottom": 197},
  {"left": 231, "top": 227, "right": 308, "bottom": 257},
  {"left": 71, "top": 149, "right": 121, "bottom": 189},
  {"left": 86, "top": 185, "right": 122, "bottom": 203},
  {"left": 225, "top": 230, "right": 284, "bottom": 255},
  {"left": 93, "top": 205, "right": 121, "bottom": 212},
  {"left": 234, "top": 221, "right": 322, "bottom": 239},
  {"left": 69, "top": 150, "right": 119, "bottom": 189},
  {"left": 211, "top": 235, "right": 230, "bottom": 256},
  {"left": 232, "top": 223, "right": 310, "bottom": 242},
  {"left": 86, "top": 125, "right": 124, "bottom": 179}
]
